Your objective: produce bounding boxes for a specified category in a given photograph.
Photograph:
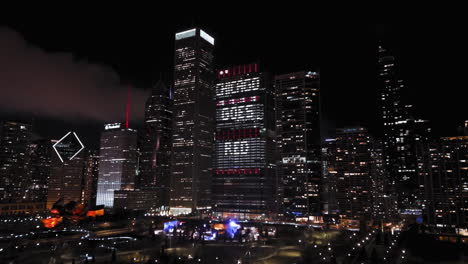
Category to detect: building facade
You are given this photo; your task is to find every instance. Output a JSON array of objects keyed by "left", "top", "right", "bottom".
[
  {"left": 275, "top": 71, "right": 321, "bottom": 219},
  {"left": 0, "top": 202, "right": 46, "bottom": 216},
  {"left": 0, "top": 121, "right": 32, "bottom": 202},
  {"left": 28, "top": 139, "right": 52, "bottom": 202},
  {"left": 138, "top": 80, "right": 172, "bottom": 206},
  {"left": 114, "top": 187, "right": 162, "bottom": 211},
  {"left": 421, "top": 135, "right": 468, "bottom": 234},
  {"left": 96, "top": 123, "right": 138, "bottom": 209},
  {"left": 170, "top": 28, "right": 215, "bottom": 215},
  {"left": 333, "top": 127, "right": 374, "bottom": 221},
  {"left": 82, "top": 150, "right": 99, "bottom": 207},
  {"left": 322, "top": 138, "right": 338, "bottom": 216},
  {"left": 212, "top": 63, "right": 277, "bottom": 219},
  {"left": 378, "top": 45, "right": 431, "bottom": 212},
  {"left": 370, "top": 139, "right": 398, "bottom": 222},
  {"left": 46, "top": 132, "right": 85, "bottom": 209}
]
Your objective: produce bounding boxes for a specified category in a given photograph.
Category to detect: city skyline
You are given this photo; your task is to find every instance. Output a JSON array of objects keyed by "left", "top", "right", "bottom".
[
  {"left": 0, "top": 22, "right": 465, "bottom": 149},
  {"left": 0, "top": 22, "right": 467, "bottom": 264}
]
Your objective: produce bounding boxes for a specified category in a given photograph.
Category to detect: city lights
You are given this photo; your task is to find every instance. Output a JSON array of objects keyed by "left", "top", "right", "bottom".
[{"left": 0, "top": 22, "right": 465, "bottom": 264}]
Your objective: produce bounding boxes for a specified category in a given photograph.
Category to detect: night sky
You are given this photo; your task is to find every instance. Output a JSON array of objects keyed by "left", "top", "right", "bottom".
[{"left": 0, "top": 17, "right": 466, "bottom": 149}]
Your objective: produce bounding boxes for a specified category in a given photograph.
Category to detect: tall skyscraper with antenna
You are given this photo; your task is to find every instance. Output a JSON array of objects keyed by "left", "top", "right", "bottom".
[{"left": 96, "top": 89, "right": 138, "bottom": 209}]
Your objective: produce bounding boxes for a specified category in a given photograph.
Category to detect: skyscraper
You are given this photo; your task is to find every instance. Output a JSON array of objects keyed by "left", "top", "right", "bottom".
[
  {"left": 212, "top": 63, "right": 277, "bottom": 219},
  {"left": 370, "top": 139, "right": 398, "bottom": 222},
  {"left": 275, "top": 71, "right": 321, "bottom": 219},
  {"left": 170, "top": 28, "right": 215, "bottom": 215},
  {"left": 46, "top": 132, "right": 85, "bottom": 209},
  {"left": 28, "top": 138, "right": 52, "bottom": 202},
  {"left": 82, "top": 150, "right": 99, "bottom": 207},
  {"left": 96, "top": 123, "right": 137, "bottom": 209},
  {"left": 420, "top": 135, "right": 468, "bottom": 234},
  {"left": 138, "top": 80, "right": 172, "bottom": 206},
  {"left": 378, "top": 45, "right": 431, "bottom": 211},
  {"left": 322, "top": 138, "right": 338, "bottom": 216},
  {"left": 333, "top": 127, "right": 373, "bottom": 221},
  {"left": 0, "top": 121, "right": 32, "bottom": 202}
]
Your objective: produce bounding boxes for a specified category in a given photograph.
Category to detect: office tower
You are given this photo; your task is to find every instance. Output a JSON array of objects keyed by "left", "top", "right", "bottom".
[
  {"left": 275, "top": 71, "right": 321, "bottom": 219},
  {"left": 333, "top": 127, "right": 373, "bottom": 221},
  {"left": 96, "top": 123, "right": 138, "bottom": 208},
  {"left": 28, "top": 139, "right": 52, "bottom": 202},
  {"left": 212, "top": 63, "right": 276, "bottom": 219},
  {"left": 170, "top": 28, "right": 215, "bottom": 215},
  {"left": 46, "top": 132, "right": 85, "bottom": 209},
  {"left": 370, "top": 139, "right": 398, "bottom": 222},
  {"left": 138, "top": 80, "right": 172, "bottom": 206},
  {"left": 82, "top": 150, "right": 99, "bottom": 207},
  {"left": 378, "top": 45, "right": 431, "bottom": 211},
  {"left": 421, "top": 135, "right": 468, "bottom": 234},
  {"left": 322, "top": 138, "right": 338, "bottom": 216},
  {"left": 0, "top": 121, "right": 32, "bottom": 202}
]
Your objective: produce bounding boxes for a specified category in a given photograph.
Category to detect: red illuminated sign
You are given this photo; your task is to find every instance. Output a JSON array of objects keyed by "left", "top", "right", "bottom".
[
  {"left": 218, "top": 63, "right": 259, "bottom": 79},
  {"left": 216, "top": 128, "right": 259, "bottom": 140}
]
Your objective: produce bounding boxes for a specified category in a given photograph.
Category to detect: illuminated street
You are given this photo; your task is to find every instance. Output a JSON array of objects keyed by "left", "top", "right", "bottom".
[{"left": 0, "top": 214, "right": 410, "bottom": 264}]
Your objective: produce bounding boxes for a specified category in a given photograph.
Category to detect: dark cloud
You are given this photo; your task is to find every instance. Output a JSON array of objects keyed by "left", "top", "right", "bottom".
[{"left": 0, "top": 27, "right": 149, "bottom": 123}]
